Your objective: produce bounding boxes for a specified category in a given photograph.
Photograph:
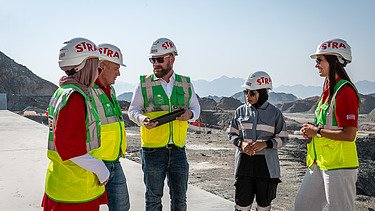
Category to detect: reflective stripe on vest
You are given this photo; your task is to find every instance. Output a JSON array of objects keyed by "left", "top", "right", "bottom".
[
  {"left": 140, "top": 74, "right": 191, "bottom": 148},
  {"left": 45, "top": 84, "right": 104, "bottom": 202},
  {"left": 306, "top": 80, "right": 359, "bottom": 170},
  {"left": 90, "top": 85, "right": 127, "bottom": 161}
]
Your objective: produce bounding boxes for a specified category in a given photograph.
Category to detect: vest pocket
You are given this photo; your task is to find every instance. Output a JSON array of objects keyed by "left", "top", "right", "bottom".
[
  {"left": 173, "top": 120, "right": 188, "bottom": 146},
  {"left": 100, "top": 123, "right": 122, "bottom": 160},
  {"left": 176, "top": 88, "right": 186, "bottom": 106},
  {"left": 141, "top": 124, "right": 170, "bottom": 147},
  {"left": 318, "top": 141, "right": 344, "bottom": 167}
]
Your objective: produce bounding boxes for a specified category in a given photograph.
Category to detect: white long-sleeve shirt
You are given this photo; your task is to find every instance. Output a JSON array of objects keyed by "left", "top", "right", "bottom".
[{"left": 128, "top": 72, "right": 200, "bottom": 126}]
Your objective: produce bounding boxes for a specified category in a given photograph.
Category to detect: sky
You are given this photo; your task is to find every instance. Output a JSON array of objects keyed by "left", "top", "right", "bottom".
[{"left": 1, "top": 0, "right": 375, "bottom": 91}]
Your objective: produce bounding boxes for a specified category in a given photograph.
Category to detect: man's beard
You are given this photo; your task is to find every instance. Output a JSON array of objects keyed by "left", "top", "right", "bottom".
[{"left": 154, "top": 64, "right": 172, "bottom": 78}]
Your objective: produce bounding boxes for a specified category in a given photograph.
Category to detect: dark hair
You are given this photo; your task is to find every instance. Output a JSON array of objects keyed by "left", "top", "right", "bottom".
[{"left": 324, "top": 55, "right": 357, "bottom": 104}]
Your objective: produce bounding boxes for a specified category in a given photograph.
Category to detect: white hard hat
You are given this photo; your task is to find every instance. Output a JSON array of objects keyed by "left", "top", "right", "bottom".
[
  {"left": 98, "top": 43, "right": 126, "bottom": 67},
  {"left": 58, "top": 37, "right": 102, "bottom": 69},
  {"left": 310, "top": 38, "right": 352, "bottom": 66},
  {"left": 242, "top": 71, "right": 273, "bottom": 90},
  {"left": 149, "top": 38, "right": 178, "bottom": 56}
]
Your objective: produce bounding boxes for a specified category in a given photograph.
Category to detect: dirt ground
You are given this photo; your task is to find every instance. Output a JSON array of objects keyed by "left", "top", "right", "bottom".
[{"left": 124, "top": 126, "right": 375, "bottom": 211}]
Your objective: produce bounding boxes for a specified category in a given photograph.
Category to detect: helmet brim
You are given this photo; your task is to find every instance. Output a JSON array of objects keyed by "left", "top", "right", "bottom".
[{"left": 310, "top": 52, "right": 340, "bottom": 59}]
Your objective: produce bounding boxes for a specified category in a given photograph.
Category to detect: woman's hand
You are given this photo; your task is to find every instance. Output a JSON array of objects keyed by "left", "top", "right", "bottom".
[
  {"left": 300, "top": 123, "right": 318, "bottom": 139},
  {"left": 242, "top": 141, "right": 267, "bottom": 156}
]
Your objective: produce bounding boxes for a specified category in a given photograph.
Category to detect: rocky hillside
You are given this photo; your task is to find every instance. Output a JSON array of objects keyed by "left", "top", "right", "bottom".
[
  {"left": 117, "top": 92, "right": 133, "bottom": 102},
  {"left": 0, "top": 51, "right": 57, "bottom": 96},
  {"left": 198, "top": 97, "right": 217, "bottom": 110},
  {"left": 231, "top": 91, "right": 298, "bottom": 104},
  {"left": 217, "top": 97, "right": 242, "bottom": 110},
  {"left": 279, "top": 96, "right": 319, "bottom": 113},
  {"left": 359, "top": 94, "right": 375, "bottom": 114}
]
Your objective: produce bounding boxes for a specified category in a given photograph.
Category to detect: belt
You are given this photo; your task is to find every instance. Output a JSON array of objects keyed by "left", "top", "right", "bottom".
[
  {"left": 142, "top": 145, "right": 185, "bottom": 151},
  {"left": 166, "top": 144, "right": 184, "bottom": 149}
]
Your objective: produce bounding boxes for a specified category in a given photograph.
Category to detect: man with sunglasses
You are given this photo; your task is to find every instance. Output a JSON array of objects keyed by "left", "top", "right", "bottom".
[
  {"left": 128, "top": 37, "right": 200, "bottom": 211},
  {"left": 228, "top": 71, "right": 288, "bottom": 211}
]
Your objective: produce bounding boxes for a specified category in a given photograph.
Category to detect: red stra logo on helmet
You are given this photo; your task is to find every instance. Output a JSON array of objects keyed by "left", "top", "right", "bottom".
[
  {"left": 256, "top": 77, "right": 271, "bottom": 85},
  {"left": 98, "top": 47, "right": 120, "bottom": 59},
  {"left": 161, "top": 41, "right": 174, "bottom": 49},
  {"left": 75, "top": 41, "right": 97, "bottom": 53},
  {"left": 320, "top": 41, "right": 347, "bottom": 50}
]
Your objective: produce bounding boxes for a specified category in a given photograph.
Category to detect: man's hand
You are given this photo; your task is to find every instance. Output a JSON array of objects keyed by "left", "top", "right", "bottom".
[
  {"left": 176, "top": 109, "right": 193, "bottom": 121},
  {"left": 144, "top": 118, "right": 158, "bottom": 129}
]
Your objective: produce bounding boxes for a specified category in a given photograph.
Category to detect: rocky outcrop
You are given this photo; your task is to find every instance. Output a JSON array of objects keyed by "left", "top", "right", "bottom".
[
  {"left": 359, "top": 94, "right": 375, "bottom": 114},
  {"left": 7, "top": 95, "right": 51, "bottom": 112},
  {"left": 231, "top": 91, "right": 298, "bottom": 105},
  {"left": 0, "top": 51, "right": 58, "bottom": 96},
  {"left": 268, "top": 92, "right": 298, "bottom": 105},
  {"left": 280, "top": 96, "right": 319, "bottom": 113},
  {"left": 367, "top": 108, "right": 375, "bottom": 122},
  {"left": 117, "top": 92, "right": 133, "bottom": 102},
  {"left": 199, "top": 110, "right": 233, "bottom": 129},
  {"left": 199, "top": 97, "right": 217, "bottom": 110},
  {"left": 217, "top": 97, "right": 242, "bottom": 110}
]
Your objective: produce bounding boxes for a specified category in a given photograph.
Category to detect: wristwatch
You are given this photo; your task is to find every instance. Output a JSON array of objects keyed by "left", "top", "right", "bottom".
[{"left": 316, "top": 128, "right": 323, "bottom": 138}]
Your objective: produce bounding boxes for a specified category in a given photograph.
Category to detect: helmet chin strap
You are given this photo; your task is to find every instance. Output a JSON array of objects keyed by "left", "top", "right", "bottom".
[
  {"left": 336, "top": 55, "right": 348, "bottom": 67},
  {"left": 66, "top": 59, "right": 87, "bottom": 76},
  {"left": 74, "top": 59, "right": 87, "bottom": 71}
]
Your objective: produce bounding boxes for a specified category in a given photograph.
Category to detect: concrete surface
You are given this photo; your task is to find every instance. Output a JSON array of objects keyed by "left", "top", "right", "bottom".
[{"left": 0, "top": 110, "right": 234, "bottom": 210}]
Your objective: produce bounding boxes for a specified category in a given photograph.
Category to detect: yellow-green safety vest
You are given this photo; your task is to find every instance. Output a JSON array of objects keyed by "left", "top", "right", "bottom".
[
  {"left": 306, "top": 79, "right": 359, "bottom": 170},
  {"left": 90, "top": 84, "right": 126, "bottom": 161},
  {"left": 140, "top": 74, "right": 192, "bottom": 148},
  {"left": 45, "top": 84, "right": 104, "bottom": 202}
]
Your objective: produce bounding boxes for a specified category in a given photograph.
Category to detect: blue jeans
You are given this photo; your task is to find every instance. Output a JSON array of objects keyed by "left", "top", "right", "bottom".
[
  {"left": 141, "top": 147, "right": 189, "bottom": 211},
  {"left": 104, "top": 160, "right": 130, "bottom": 211}
]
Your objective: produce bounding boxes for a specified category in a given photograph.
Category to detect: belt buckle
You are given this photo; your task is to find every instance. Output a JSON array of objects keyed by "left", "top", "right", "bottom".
[{"left": 167, "top": 144, "right": 175, "bottom": 149}]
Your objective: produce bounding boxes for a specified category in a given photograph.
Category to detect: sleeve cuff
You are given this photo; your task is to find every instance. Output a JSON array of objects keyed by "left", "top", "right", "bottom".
[
  {"left": 234, "top": 138, "right": 243, "bottom": 147},
  {"left": 266, "top": 140, "right": 273, "bottom": 148}
]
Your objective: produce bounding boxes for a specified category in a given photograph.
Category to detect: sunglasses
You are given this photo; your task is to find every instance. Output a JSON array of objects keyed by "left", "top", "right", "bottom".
[
  {"left": 315, "top": 58, "right": 323, "bottom": 64},
  {"left": 149, "top": 55, "right": 170, "bottom": 64},
  {"left": 243, "top": 90, "right": 257, "bottom": 97}
]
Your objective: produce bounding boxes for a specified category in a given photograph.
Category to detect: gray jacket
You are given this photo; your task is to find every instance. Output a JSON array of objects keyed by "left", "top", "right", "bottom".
[{"left": 228, "top": 102, "right": 288, "bottom": 178}]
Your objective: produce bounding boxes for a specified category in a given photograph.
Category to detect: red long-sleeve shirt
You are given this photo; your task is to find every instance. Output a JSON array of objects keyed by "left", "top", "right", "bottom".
[{"left": 42, "top": 92, "right": 107, "bottom": 210}]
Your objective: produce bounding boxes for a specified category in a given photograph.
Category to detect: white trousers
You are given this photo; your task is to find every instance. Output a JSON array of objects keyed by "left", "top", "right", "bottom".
[{"left": 294, "top": 164, "right": 358, "bottom": 211}]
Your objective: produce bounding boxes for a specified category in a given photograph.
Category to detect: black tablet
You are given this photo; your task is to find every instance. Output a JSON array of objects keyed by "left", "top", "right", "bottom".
[{"left": 149, "top": 109, "right": 185, "bottom": 126}]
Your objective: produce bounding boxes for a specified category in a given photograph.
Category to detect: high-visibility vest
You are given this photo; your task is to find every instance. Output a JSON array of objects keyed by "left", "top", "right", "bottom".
[
  {"left": 306, "top": 79, "right": 359, "bottom": 170},
  {"left": 45, "top": 84, "right": 104, "bottom": 202},
  {"left": 140, "top": 74, "right": 192, "bottom": 148},
  {"left": 90, "top": 84, "right": 126, "bottom": 161}
]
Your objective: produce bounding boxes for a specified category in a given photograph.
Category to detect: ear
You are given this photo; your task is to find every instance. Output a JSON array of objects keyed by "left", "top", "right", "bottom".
[
  {"left": 99, "top": 61, "right": 108, "bottom": 69},
  {"left": 170, "top": 55, "right": 175, "bottom": 64},
  {"left": 98, "top": 61, "right": 106, "bottom": 74}
]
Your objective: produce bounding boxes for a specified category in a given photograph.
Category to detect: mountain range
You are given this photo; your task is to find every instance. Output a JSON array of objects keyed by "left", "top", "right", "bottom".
[
  {"left": 114, "top": 76, "right": 375, "bottom": 99},
  {"left": 1, "top": 50, "right": 374, "bottom": 115}
]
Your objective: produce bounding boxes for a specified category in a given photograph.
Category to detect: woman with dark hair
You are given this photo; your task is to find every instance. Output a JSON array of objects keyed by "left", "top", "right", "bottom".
[
  {"left": 294, "top": 39, "right": 360, "bottom": 211},
  {"left": 228, "top": 71, "right": 288, "bottom": 211}
]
